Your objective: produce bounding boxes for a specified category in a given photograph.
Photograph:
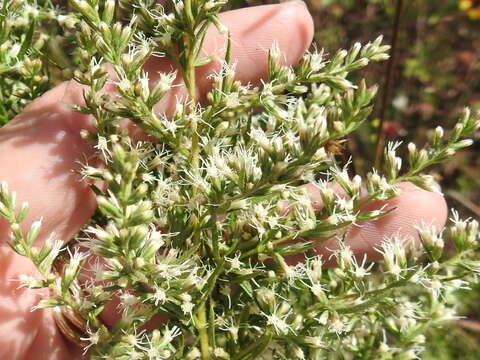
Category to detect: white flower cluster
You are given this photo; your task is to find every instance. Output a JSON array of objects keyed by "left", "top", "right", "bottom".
[{"left": 1, "top": 0, "right": 480, "bottom": 359}]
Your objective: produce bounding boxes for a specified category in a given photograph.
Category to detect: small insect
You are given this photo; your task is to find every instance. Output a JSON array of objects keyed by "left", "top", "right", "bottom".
[{"left": 325, "top": 139, "right": 347, "bottom": 156}]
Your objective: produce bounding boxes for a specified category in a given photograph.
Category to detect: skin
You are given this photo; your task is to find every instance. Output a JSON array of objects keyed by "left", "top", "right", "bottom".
[{"left": 0, "top": 3, "right": 448, "bottom": 359}]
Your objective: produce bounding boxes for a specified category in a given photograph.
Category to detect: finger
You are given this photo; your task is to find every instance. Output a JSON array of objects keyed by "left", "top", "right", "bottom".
[
  {"left": 74, "top": 254, "right": 167, "bottom": 329},
  {"left": 309, "top": 182, "right": 449, "bottom": 266},
  {"left": 0, "top": 3, "right": 314, "bottom": 247},
  {"left": 65, "top": 2, "right": 314, "bottom": 122},
  {"left": 198, "top": 2, "right": 313, "bottom": 88},
  {"left": 145, "top": 1, "right": 314, "bottom": 116},
  {"left": 0, "top": 249, "right": 80, "bottom": 360},
  {"left": 0, "top": 81, "right": 97, "bottom": 247},
  {"left": 66, "top": 2, "right": 314, "bottom": 130}
]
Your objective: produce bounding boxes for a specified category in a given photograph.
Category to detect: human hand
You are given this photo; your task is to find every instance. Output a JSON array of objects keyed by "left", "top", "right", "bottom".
[{"left": 0, "top": 3, "right": 447, "bottom": 359}]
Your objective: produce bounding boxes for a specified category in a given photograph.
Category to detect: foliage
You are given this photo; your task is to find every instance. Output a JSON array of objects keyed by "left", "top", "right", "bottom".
[
  {"left": 1, "top": 0, "right": 480, "bottom": 359},
  {"left": 0, "top": 0, "right": 56, "bottom": 124}
]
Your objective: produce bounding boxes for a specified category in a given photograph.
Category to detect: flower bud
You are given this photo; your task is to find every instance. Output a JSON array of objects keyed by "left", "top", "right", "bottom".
[{"left": 255, "top": 287, "right": 276, "bottom": 309}]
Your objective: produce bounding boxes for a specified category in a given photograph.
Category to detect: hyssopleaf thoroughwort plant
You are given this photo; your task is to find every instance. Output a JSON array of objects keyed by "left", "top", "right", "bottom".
[{"left": 1, "top": 0, "right": 480, "bottom": 359}]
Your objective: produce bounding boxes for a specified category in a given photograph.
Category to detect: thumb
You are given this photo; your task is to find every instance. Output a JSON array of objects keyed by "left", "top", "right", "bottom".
[{"left": 0, "top": 81, "right": 97, "bottom": 246}]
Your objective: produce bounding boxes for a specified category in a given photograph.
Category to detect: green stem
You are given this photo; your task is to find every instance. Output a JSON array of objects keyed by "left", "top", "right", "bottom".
[
  {"left": 231, "top": 331, "right": 272, "bottom": 360},
  {"left": 184, "top": 0, "right": 195, "bottom": 33},
  {"left": 186, "top": 46, "right": 199, "bottom": 171},
  {"left": 196, "top": 302, "right": 210, "bottom": 360},
  {"left": 182, "top": 16, "right": 211, "bottom": 359},
  {"left": 303, "top": 270, "right": 417, "bottom": 316}
]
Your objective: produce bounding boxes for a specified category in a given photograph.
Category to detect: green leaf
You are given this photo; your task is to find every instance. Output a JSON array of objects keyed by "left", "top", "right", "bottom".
[
  {"left": 194, "top": 57, "right": 213, "bottom": 67},
  {"left": 18, "top": 21, "right": 35, "bottom": 60},
  {"left": 239, "top": 280, "right": 254, "bottom": 300}
]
